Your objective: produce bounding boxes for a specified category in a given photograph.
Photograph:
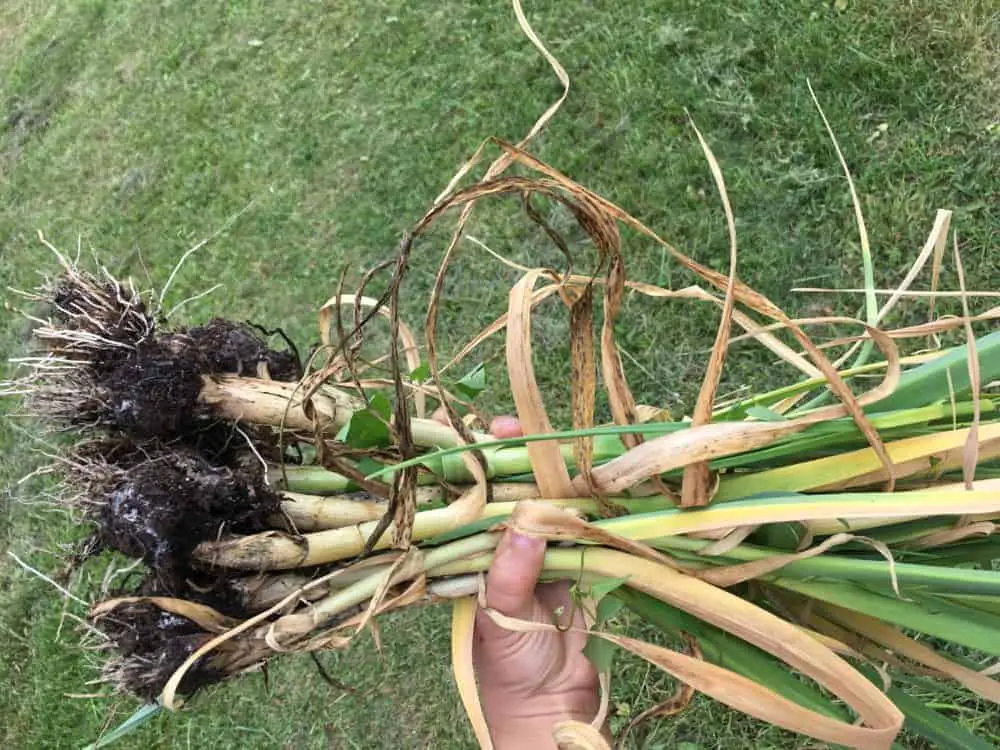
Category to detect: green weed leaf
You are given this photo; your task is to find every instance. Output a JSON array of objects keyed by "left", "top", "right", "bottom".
[
  {"left": 595, "top": 595, "right": 626, "bottom": 625},
  {"left": 589, "top": 575, "right": 631, "bottom": 603},
  {"left": 409, "top": 362, "right": 431, "bottom": 383},
  {"left": 583, "top": 635, "right": 618, "bottom": 673},
  {"left": 369, "top": 392, "right": 392, "bottom": 420},
  {"left": 340, "top": 410, "right": 390, "bottom": 449},
  {"left": 454, "top": 363, "right": 487, "bottom": 400}
]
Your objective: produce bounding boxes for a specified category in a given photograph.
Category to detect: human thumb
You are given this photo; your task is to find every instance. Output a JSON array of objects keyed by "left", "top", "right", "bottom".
[{"left": 483, "top": 527, "right": 546, "bottom": 621}]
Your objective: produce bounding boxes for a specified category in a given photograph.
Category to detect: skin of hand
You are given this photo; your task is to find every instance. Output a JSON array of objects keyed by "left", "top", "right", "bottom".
[
  {"left": 473, "top": 527, "right": 602, "bottom": 748},
  {"left": 431, "top": 408, "right": 603, "bottom": 746}
]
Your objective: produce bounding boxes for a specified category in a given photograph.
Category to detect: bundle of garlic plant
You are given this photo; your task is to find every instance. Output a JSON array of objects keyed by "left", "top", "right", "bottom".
[{"left": 11, "top": 130, "right": 1000, "bottom": 750}]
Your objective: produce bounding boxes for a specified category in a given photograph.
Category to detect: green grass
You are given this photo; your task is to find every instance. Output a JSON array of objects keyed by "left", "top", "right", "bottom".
[{"left": 1, "top": 0, "right": 998, "bottom": 747}]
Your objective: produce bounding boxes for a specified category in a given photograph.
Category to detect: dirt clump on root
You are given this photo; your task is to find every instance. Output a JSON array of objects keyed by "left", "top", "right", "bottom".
[
  {"left": 99, "top": 337, "right": 205, "bottom": 436},
  {"left": 83, "top": 443, "right": 282, "bottom": 592},
  {"left": 37, "top": 312, "right": 302, "bottom": 438},
  {"left": 99, "top": 320, "right": 300, "bottom": 437},
  {"left": 30, "top": 271, "right": 301, "bottom": 438},
  {"left": 93, "top": 600, "right": 222, "bottom": 700},
  {"left": 182, "top": 319, "right": 300, "bottom": 381},
  {"left": 127, "top": 570, "right": 261, "bottom": 620}
]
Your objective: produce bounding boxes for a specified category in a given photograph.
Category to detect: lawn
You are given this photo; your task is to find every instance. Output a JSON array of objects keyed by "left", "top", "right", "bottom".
[{"left": 1, "top": 0, "right": 998, "bottom": 748}]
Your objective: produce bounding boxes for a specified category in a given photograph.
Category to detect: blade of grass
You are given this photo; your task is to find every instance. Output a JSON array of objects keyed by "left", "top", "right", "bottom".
[
  {"left": 771, "top": 579, "right": 1000, "bottom": 656},
  {"left": 886, "top": 686, "right": 996, "bottom": 750},
  {"left": 82, "top": 703, "right": 162, "bottom": 750},
  {"left": 814, "top": 603, "right": 1000, "bottom": 702},
  {"left": 808, "top": 80, "right": 878, "bottom": 370},
  {"left": 615, "top": 586, "right": 850, "bottom": 720},
  {"left": 651, "top": 534, "right": 1000, "bottom": 596}
]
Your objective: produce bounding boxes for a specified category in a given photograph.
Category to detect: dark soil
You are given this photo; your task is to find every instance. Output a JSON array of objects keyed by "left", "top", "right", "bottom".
[
  {"left": 98, "top": 336, "right": 205, "bottom": 436},
  {"left": 95, "top": 320, "right": 300, "bottom": 438},
  {"left": 85, "top": 442, "right": 282, "bottom": 592},
  {"left": 43, "top": 273, "right": 301, "bottom": 439},
  {"left": 92, "top": 600, "right": 221, "bottom": 700},
  {"left": 133, "top": 573, "right": 255, "bottom": 619},
  {"left": 183, "top": 319, "right": 300, "bottom": 381}
]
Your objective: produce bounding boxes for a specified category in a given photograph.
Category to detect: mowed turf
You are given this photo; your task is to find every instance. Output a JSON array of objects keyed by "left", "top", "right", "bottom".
[{"left": 1, "top": 1, "right": 998, "bottom": 748}]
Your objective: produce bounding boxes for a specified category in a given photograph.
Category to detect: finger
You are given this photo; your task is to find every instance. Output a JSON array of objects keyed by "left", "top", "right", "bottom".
[
  {"left": 489, "top": 415, "right": 523, "bottom": 439},
  {"left": 431, "top": 406, "right": 448, "bottom": 426},
  {"left": 484, "top": 528, "right": 545, "bottom": 619},
  {"left": 536, "top": 580, "right": 579, "bottom": 624},
  {"left": 537, "top": 581, "right": 594, "bottom": 651}
]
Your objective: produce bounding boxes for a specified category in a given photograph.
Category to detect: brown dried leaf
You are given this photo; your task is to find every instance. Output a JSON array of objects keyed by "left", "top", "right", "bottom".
[
  {"left": 952, "top": 232, "right": 981, "bottom": 491},
  {"left": 510, "top": 500, "right": 678, "bottom": 568},
  {"left": 680, "top": 118, "right": 739, "bottom": 508},
  {"left": 569, "top": 284, "right": 598, "bottom": 496},
  {"left": 507, "top": 270, "right": 575, "bottom": 497},
  {"left": 878, "top": 209, "right": 952, "bottom": 326},
  {"left": 352, "top": 547, "right": 425, "bottom": 636},
  {"left": 482, "top": 598, "right": 900, "bottom": 750},
  {"left": 695, "top": 533, "right": 902, "bottom": 595},
  {"left": 441, "top": 283, "right": 560, "bottom": 375},
  {"left": 159, "top": 561, "right": 368, "bottom": 708},
  {"left": 614, "top": 634, "right": 698, "bottom": 749},
  {"left": 418, "top": 0, "right": 569, "bottom": 477},
  {"left": 481, "top": 140, "right": 900, "bottom": 491},
  {"left": 815, "top": 603, "right": 1000, "bottom": 703},
  {"left": 318, "top": 293, "right": 425, "bottom": 417},
  {"left": 904, "top": 521, "right": 997, "bottom": 550},
  {"left": 697, "top": 525, "right": 758, "bottom": 556},
  {"left": 928, "top": 211, "right": 951, "bottom": 347},
  {"left": 578, "top": 419, "right": 805, "bottom": 495},
  {"left": 90, "top": 597, "right": 238, "bottom": 634},
  {"left": 451, "top": 595, "right": 493, "bottom": 749},
  {"left": 553, "top": 721, "right": 610, "bottom": 750}
]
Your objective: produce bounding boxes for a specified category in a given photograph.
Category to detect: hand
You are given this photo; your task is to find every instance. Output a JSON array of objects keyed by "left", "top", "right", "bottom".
[
  {"left": 430, "top": 406, "right": 524, "bottom": 442},
  {"left": 474, "top": 527, "right": 603, "bottom": 748},
  {"left": 434, "top": 408, "right": 603, "bottom": 745}
]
